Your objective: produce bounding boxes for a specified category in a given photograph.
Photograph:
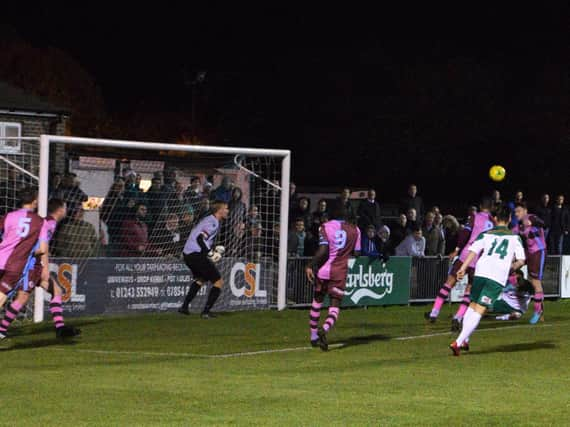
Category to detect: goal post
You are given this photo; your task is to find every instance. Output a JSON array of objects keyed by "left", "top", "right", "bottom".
[{"left": 34, "top": 134, "right": 291, "bottom": 322}]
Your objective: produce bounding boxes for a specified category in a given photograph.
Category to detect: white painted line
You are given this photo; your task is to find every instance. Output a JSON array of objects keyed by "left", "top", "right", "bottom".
[
  {"left": 47, "top": 322, "right": 557, "bottom": 359},
  {"left": 48, "top": 343, "right": 346, "bottom": 359},
  {"left": 49, "top": 347, "right": 209, "bottom": 358},
  {"left": 209, "top": 343, "right": 345, "bottom": 359},
  {"left": 395, "top": 323, "right": 553, "bottom": 341}
]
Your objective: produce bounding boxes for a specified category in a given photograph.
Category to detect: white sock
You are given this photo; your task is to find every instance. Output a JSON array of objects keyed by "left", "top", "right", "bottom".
[{"left": 456, "top": 307, "right": 482, "bottom": 346}]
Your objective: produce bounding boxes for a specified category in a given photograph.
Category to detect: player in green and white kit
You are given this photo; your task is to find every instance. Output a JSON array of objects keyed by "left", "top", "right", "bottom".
[
  {"left": 490, "top": 270, "right": 533, "bottom": 321},
  {"left": 451, "top": 204, "right": 526, "bottom": 356}
]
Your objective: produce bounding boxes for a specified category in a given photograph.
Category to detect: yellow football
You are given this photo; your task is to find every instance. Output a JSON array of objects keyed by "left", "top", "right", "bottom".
[{"left": 489, "top": 165, "right": 506, "bottom": 182}]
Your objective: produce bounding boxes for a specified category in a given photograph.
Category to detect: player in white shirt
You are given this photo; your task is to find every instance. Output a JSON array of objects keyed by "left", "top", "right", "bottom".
[
  {"left": 450, "top": 204, "right": 526, "bottom": 356},
  {"left": 178, "top": 201, "right": 229, "bottom": 319}
]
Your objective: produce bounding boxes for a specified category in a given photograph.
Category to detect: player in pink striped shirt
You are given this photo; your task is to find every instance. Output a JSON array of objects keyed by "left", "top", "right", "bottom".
[
  {"left": 0, "top": 198, "right": 80, "bottom": 344},
  {"left": 305, "top": 200, "right": 361, "bottom": 351},
  {"left": 513, "top": 202, "right": 547, "bottom": 324},
  {"left": 426, "top": 197, "right": 494, "bottom": 331},
  {"left": 0, "top": 188, "right": 49, "bottom": 309}
]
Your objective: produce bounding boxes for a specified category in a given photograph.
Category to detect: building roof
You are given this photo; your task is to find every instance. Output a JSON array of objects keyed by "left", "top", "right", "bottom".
[{"left": 0, "top": 81, "right": 69, "bottom": 115}]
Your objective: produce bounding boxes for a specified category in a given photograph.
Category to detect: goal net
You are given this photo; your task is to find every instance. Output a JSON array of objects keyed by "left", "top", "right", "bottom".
[
  {"left": 0, "top": 137, "right": 41, "bottom": 322},
  {"left": 2, "top": 135, "right": 290, "bottom": 322}
]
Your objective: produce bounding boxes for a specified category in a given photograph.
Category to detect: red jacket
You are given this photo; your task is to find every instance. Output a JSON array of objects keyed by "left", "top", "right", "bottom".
[{"left": 119, "top": 219, "right": 148, "bottom": 257}]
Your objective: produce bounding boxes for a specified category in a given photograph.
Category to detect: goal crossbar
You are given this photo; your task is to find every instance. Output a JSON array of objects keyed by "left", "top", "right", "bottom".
[{"left": 35, "top": 135, "right": 291, "bottom": 322}]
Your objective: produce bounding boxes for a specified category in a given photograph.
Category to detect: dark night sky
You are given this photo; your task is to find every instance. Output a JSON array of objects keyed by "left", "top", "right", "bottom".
[{"left": 3, "top": 4, "right": 569, "bottom": 208}]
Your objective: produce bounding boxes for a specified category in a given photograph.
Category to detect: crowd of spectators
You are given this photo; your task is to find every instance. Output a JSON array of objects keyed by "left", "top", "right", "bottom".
[
  {"left": 43, "top": 168, "right": 282, "bottom": 261},
  {"left": 39, "top": 168, "right": 570, "bottom": 262},
  {"left": 286, "top": 185, "right": 570, "bottom": 261}
]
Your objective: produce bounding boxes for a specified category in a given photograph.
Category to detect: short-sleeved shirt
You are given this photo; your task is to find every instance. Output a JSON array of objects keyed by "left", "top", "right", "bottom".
[
  {"left": 183, "top": 214, "right": 220, "bottom": 255},
  {"left": 468, "top": 226, "right": 526, "bottom": 286},
  {"left": 43, "top": 216, "right": 58, "bottom": 243},
  {"left": 512, "top": 214, "right": 546, "bottom": 254},
  {"left": 28, "top": 216, "right": 58, "bottom": 275},
  {"left": 0, "top": 208, "right": 49, "bottom": 273},
  {"left": 459, "top": 211, "right": 494, "bottom": 268},
  {"left": 317, "top": 220, "right": 361, "bottom": 281}
]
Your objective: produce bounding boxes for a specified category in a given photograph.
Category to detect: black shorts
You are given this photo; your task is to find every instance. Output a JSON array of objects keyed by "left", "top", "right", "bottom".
[{"left": 183, "top": 252, "right": 221, "bottom": 283}]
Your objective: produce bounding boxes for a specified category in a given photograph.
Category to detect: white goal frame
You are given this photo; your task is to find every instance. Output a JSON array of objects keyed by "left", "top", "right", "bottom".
[{"left": 34, "top": 134, "right": 291, "bottom": 322}]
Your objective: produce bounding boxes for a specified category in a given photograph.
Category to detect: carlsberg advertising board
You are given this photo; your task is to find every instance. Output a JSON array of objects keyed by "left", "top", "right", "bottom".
[{"left": 342, "top": 257, "right": 411, "bottom": 307}]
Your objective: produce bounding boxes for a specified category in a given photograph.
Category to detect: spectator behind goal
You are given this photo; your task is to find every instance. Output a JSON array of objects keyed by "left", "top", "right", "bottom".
[
  {"left": 288, "top": 218, "right": 314, "bottom": 257},
  {"left": 119, "top": 203, "right": 149, "bottom": 257},
  {"left": 53, "top": 173, "right": 88, "bottom": 218},
  {"left": 148, "top": 213, "right": 183, "bottom": 257},
  {"left": 311, "top": 199, "right": 329, "bottom": 237},
  {"left": 100, "top": 179, "right": 127, "bottom": 256},
  {"left": 291, "top": 197, "right": 312, "bottom": 230},
  {"left": 210, "top": 176, "right": 232, "bottom": 203},
  {"left": 53, "top": 208, "right": 99, "bottom": 258}
]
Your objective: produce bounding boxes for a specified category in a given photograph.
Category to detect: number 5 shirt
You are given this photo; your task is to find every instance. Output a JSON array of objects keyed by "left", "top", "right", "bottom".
[{"left": 0, "top": 208, "right": 50, "bottom": 274}]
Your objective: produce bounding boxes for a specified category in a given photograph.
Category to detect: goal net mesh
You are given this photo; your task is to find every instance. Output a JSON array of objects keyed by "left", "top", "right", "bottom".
[
  {"left": 0, "top": 137, "right": 40, "bottom": 322},
  {"left": 1, "top": 137, "right": 285, "bottom": 320}
]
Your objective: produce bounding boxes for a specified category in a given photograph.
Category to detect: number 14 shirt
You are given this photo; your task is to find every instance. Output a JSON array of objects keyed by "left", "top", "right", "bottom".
[{"left": 468, "top": 226, "right": 526, "bottom": 286}]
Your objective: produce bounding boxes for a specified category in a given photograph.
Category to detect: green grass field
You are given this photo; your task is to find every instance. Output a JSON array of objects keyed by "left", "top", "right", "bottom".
[{"left": 2, "top": 301, "right": 570, "bottom": 426}]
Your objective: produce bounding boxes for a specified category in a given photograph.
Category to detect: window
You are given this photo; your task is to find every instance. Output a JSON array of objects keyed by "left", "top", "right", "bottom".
[{"left": 0, "top": 122, "right": 22, "bottom": 154}]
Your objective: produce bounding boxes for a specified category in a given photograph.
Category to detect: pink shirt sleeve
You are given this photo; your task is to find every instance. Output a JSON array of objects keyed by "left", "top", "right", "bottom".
[
  {"left": 354, "top": 227, "right": 362, "bottom": 251},
  {"left": 319, "top": 224, "right": 330, "bottom": 246},
  {"left": 38, "top": 219, "right": 50, "bottom": 243}
]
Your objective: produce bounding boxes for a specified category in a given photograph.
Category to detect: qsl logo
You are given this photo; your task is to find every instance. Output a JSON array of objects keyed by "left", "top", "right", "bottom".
[
  {"left": 48, "top": 263, "right": 86, "bottom": 303},
  {"left": 229, "top": 262, "right": 266, "bottom": 299}
]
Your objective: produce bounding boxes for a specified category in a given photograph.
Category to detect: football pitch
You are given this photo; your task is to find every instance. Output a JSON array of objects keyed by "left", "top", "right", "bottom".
[{"left": 2, "top": 301, "right": 569, "bottom": 426}]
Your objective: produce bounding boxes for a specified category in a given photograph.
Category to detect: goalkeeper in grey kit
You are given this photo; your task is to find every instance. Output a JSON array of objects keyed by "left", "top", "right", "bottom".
[{"left": 178, "top": 201, "right": 229, "bottom": 318}]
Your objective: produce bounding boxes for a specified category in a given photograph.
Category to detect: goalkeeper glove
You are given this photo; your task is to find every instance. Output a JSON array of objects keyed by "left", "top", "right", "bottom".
[{"left": 208, "top": 246, "right": 225, "bottom": 263}]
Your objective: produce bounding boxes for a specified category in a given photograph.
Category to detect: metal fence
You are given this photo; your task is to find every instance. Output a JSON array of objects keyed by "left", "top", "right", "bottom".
[
  {"left": 542, "top": 255, "right": 562, "bottom": 297},
  {"left": 285, "top": 255, "right": 562, "bottom": 307},
  {"left": 286, "top": 257, "right": 313, "bottom": 306},
  {"left": 409, "top": 257, "right": 451, "bottom": 302}
]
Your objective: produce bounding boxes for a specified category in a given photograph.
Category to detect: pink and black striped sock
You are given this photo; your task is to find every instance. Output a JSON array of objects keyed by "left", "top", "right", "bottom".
[
  {"left": 454, "top": 292, "right": 471, "bottom": 320},
  {"left": 322, "top": 307, "right": 340, "bottom": 333},
  {"left": 50, "top": 296, "right": 65, "bottom": 329},
  {"left": 533, "top": 293, "right": 544, "bottom": 313},
  {"left": 430, "top": 284, "right": 452, "bottom": 317},
  {"left": 0, "top": 301, "right": 23, "bottom": 335},
  {"left": 309, "top": 299, "right": 322, "bottom": 341}
]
